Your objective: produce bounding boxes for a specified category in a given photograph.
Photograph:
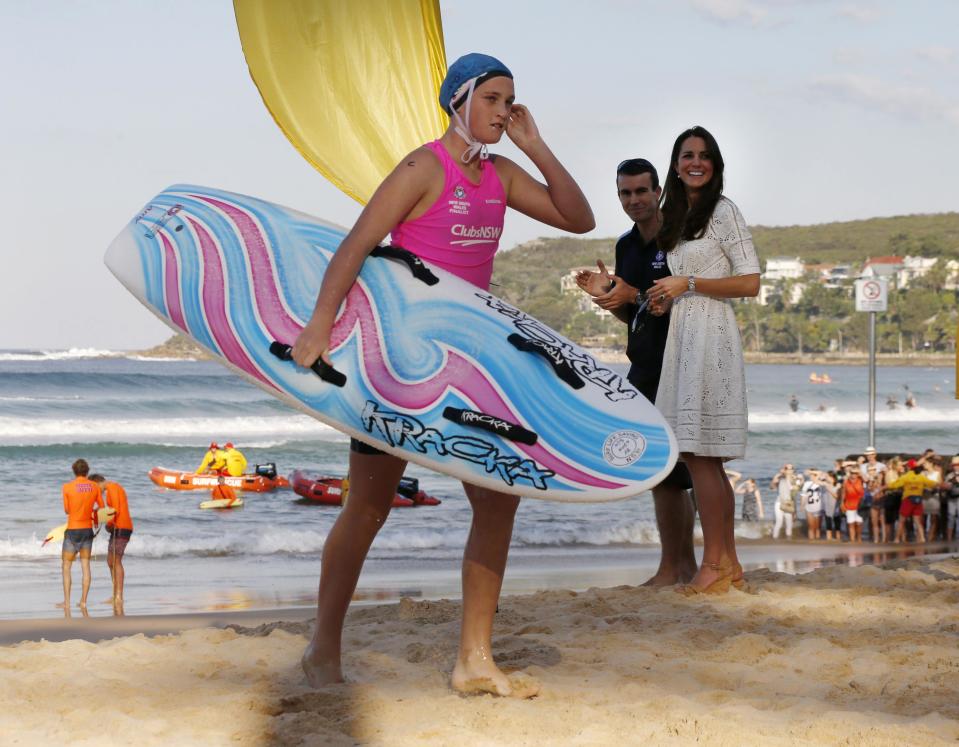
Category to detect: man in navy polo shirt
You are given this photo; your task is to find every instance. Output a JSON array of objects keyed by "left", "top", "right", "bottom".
[{"left": 576, "top": 158, "right": 696, "bottom": 586}]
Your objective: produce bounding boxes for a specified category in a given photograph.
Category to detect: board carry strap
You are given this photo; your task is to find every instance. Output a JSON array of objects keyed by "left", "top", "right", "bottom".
[
  {"left": 370, "top": 245, "right": 439, "bottom": 286},
  {"left": 506, "top": 334, "right": 585, "bottom": 390},
  {"left": 443, "top": 406, "right": 539, "bottom": 446},
  {"left": 269, "top": 341, "right": 347, "bottom": 387}
]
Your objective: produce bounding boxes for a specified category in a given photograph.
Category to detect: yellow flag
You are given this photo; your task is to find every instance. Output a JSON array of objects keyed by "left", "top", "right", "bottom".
[{"left": 234, "top": 0, "right": 447, "bottom": 204}]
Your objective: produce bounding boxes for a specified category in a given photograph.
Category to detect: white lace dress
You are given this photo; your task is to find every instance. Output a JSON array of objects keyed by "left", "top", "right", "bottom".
[{"left": 655, "top": 196, "right": 760, "bottom": 460}]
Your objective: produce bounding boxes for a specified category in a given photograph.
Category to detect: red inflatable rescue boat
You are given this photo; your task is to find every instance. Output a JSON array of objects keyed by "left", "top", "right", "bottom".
[{"left": 290, "top": 470, "right": 440, "bottom": 507}]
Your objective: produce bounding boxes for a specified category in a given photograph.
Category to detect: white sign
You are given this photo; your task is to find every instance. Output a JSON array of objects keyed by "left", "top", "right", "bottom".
[{"left": 855, "top": 278, "right": 888, "bottom": 312}]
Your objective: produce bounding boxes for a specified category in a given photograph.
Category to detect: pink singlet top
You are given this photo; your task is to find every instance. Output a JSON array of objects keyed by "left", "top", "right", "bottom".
[{"left": 390, "top": 140, "right": 507, "bottom": 290}]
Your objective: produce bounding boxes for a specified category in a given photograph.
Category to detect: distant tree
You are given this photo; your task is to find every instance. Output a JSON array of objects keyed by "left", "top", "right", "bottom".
[
  {"left": 898, "top": 288, "right": 942, "bottom": 350},
  {"left": 888, "top": 232, "right": 913, "bottom": 255},
  {"left": 918, "top": 234, "right": 948, "bottom": 257},
  {"left": 925, "top": 313, "right": 956, "bottom": 352},
  {"left": 735, "top": 299, "right": 765, "bottom": 352}
]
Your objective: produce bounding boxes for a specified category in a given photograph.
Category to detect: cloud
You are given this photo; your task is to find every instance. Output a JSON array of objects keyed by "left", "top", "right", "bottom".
[
  {"left": 811, "top": 73, "right": 959, "bottom": 125},
  {"left": 914, "top": 45, "right": 955, "bottom": 64},
  {"left": 689, "top": 0, "right": 769, "bottom": 25},
  {"left": 832, "top": 46, "right": 868, "bottom": 66},
  {"left": 834, "top": 2, "right": 882, "bottom": 23},
  {"left": 691, "top": 0, "right": 874, "bottom": 28}
]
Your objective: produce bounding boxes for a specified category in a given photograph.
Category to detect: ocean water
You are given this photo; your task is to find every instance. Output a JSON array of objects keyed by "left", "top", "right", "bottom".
[{"left": 1, "top": 350, "right": 955, "bottom": 619}]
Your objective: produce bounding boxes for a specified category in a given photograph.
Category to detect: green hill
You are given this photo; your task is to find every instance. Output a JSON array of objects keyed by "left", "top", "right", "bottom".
[
  {"left": 491, "top": 212, "right": 959, "bottom": 348},
  {"left": 750, "top": 212, "right": 959, "bottom": 264}
]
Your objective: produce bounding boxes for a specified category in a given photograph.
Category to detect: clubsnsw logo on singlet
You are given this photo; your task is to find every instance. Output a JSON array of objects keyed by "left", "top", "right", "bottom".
[{"left": 447, "top": 184, "right": 502, "bottom": 247}]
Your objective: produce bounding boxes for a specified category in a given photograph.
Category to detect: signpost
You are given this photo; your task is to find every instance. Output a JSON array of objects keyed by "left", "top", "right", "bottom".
[{"left": 855, "top": 278, "right": 888, "bottom": 449}]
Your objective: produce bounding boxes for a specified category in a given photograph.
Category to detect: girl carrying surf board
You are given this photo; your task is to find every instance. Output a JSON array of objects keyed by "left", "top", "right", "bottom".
[{"left": 291, "top": 53, "right": 594, "bottom": 697}]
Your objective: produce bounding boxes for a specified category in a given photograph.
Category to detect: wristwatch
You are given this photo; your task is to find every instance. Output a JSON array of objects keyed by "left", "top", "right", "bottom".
[
  {"left": 634, "top": 290, "right": 644, "bottom": 306},
  {"left": 687, "top": 275, "right": 696, "bottom": 293}
]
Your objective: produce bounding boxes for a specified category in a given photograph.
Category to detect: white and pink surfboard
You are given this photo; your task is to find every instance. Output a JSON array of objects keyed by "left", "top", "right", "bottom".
[{"left": 105, "top": 185, "right": 677, "bottom": 502}]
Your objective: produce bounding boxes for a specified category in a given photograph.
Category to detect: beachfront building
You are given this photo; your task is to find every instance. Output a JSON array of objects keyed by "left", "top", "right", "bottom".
[
  {"left": 945, "top": 259, "right": 959, "bottom": 290},
  {"left": 859, "top": 256, "right": 903, "bottom": 287},
  {"left": 764, "top": 256, "right": 804, "bottom": 280},
  {"left": 896, "top": 255, "right": 938, "bottom": 288},
  {"left": 822, "top": 264, "right": 853, "bottom": 288},
  {"left": 757, "top": 257, "right": 807, "bottom": 306}
]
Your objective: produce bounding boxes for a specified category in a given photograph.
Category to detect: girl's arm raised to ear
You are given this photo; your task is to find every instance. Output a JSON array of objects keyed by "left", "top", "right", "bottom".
[
  {"left": 497, "top": 104, "right": 594, "bottom": 233},
  {"left": 291, "top": 149, "right": 438, "bottom": 367}
]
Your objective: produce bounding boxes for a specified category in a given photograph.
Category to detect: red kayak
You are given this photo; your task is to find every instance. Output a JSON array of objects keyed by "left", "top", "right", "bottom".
[{"left": 290, "top": 470, "right": 441, "bottom": 507}]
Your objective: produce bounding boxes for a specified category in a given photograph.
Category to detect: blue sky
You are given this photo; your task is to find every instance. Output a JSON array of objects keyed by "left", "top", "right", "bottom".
[{"left": 2, "top": 0, "right": 957, "bottom": 349}]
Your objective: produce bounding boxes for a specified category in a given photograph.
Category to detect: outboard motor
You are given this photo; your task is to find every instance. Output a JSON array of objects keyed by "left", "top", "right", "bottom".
[
  {"left": 254, "top": 462, "right": 278, "bottom": 480},
  {"left": 396, "top": 476, "right": 420, "bottom": 499}
]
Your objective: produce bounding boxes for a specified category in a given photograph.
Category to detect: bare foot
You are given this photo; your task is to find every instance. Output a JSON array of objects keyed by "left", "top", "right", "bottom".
[
  {"left": 641, "top": 571, "right": 682, "bottom": 587},
  {"left": 55, "top": 601, "right": 68, "bottom": 609},
  {"left": 451, "top": 648, "right": 539, "bottom": 699},
  {"left": 301, "top": 642, "right": 345, "bottom": 688},
  {"left": 103, "top": 597, "right": 116, "bottom": 606},
  {"left": 643, "top": 560, "right": 698, "bottom": 587}
]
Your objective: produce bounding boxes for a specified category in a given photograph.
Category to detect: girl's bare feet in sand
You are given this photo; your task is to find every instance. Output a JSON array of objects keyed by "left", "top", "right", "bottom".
[
  {"left": 451, "top": 646, "right": 539, "bottom": 699},
  {"left": 642, "top": 559, "right": 698, "bottom": 587},
  {"left": 301, "top": 641, "right": 345, "bottom": 688}
]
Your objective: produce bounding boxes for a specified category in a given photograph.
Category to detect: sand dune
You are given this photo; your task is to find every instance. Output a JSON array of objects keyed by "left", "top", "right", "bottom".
[{"left": 2, "top": 557, "right": 958, "bottom": 745}]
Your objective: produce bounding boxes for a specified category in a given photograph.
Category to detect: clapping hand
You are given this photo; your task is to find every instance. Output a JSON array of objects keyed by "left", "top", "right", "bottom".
[{"left": 575, "top": 260, "right": 612, "bottom": 297}]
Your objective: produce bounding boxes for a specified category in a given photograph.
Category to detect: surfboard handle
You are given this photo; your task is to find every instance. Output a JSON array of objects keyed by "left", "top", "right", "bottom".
[
  {"left": 269, "top": 341, "right": 347, "bottom": 387},
  {"left": 443, "top": 407, "right": 539, "bottom": 446},
  {"left": 370, "top": 245, "right": 439, "bottom": 286},
  {"left": 506, "top": 334, "right": 585, "bottom": 390}
]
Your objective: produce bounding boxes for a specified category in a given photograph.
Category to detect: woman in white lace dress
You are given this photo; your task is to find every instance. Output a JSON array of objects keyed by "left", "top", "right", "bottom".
[{"left": 647, "top": 126, "right": 760, "bottom": 594}]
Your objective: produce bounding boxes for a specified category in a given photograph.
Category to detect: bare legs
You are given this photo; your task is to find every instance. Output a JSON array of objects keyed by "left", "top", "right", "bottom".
[
  {"left": 58, "top": 550, "right": 91, "bottom": 611},
  {"left": 451, "top": 486, "right": 533, "bottom": 697},
  {"left": 894, "top": 514, "right": 926, "bottom": 543},
  {"left": 682, "top": 455, "right": 739, "bottom": 591},
  {"left": 106, "top": 549, "right": 126, "bottom": 612},
  {"left": 57, "top": 553, "right": 74, "bottom": 610},
  {"left": 643, "top": 485, "right": 696, "bottom": 586},
  {"left": 807, "top": 514, "right": 821, "bottom": 540},
  {"left": 848, "top": 518, "right": 862, "bottom": 543},
  {"left": 303, "top": 453, "right": 527, "bottom": 696},
  {"left": 870, "top": 507, "right": 882, "bottom": 543},
  {"left": 302, "top": 450, "right": 406, "bottom": 687}
]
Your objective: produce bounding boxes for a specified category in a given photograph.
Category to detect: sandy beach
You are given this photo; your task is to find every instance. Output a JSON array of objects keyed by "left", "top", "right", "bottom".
[{"left": 2, "top": 551, "right": 957, "bottom": 746}]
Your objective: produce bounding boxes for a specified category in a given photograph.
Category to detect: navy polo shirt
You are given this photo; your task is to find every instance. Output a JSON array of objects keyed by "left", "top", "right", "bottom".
[{"left": 614, "top": 224, "right": 672, "bottom": 400}]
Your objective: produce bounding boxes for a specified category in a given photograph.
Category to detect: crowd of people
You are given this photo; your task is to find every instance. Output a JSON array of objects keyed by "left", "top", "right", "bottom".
[
  {"left": 59, "top": 459, "right": 132, "bottom": 614},
  {"left": 757, "top": 447, "right": 959, "bottom": 543}
]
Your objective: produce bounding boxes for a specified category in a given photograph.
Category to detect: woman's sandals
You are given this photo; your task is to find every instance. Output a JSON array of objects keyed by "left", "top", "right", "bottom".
[{"left": 676, "top": 561, "right": 733, "bottom": 596}]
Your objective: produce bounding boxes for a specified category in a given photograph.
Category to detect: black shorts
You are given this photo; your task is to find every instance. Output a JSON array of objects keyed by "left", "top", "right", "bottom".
[
  {"left": 658, "top": 461, "right": 693, "bottom": 491},
  {"left": 350, "top": 438, "right": 386, "bottom": 456},
  {"left": 884, "top": 490, "right": 902, "bottom": 523},
  {"left": 823, "top": 514, "right": 841, "bottom": 532}
]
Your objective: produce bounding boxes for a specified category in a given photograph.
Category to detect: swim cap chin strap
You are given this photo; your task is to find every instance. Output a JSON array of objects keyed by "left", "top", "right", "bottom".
[{"left": 449, "top": 77, "right": 488, "bottom": 163}]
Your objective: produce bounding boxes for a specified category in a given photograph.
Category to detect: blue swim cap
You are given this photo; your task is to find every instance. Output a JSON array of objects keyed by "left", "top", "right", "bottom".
[{"left": 439, "top": 53, "right": 513, "bottom": 114}]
